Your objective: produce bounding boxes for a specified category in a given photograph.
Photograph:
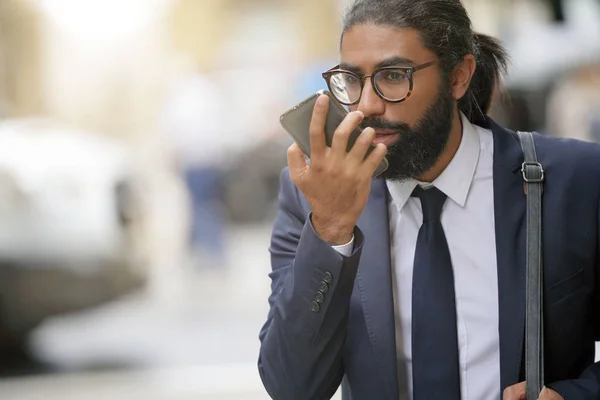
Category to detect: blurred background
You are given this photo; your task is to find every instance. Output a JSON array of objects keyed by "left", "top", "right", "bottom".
[{"left": 0, "top": 0, "right": 598, "bottom": 399}]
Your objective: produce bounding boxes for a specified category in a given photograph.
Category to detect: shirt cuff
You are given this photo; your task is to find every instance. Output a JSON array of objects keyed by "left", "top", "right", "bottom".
[{"left": 331, "top": 235, "right": 355, "bottom": 257}]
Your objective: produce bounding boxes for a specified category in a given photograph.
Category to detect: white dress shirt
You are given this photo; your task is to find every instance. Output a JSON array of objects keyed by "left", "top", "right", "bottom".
[{"left": 333, "top": 113, "right": 500, "bottom": 400}]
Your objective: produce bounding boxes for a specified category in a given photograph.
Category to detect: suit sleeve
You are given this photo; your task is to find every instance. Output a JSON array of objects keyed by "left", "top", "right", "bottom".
[
  {"left": 257, "top": 168, "right": 364, "bottom": 400},
  {"left": 546, "top": 200, "right": 600, "bottom": 399}
]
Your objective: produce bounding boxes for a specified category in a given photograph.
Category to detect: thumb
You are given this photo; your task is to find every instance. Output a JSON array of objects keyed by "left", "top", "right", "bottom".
[{"left": 287, "top": 143, "right": 308, "bottom": 177}]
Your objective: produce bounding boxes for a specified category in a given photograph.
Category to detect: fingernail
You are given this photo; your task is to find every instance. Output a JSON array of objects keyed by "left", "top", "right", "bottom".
[
  {"left": 355, "top": 110, "right": 364, "bottom": 119},
  {"left": 317, "top": 95, "right": 328, "bottom": 106}
]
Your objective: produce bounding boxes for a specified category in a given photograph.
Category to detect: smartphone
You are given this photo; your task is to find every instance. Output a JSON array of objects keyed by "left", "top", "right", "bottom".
[{"left": 280, "top": 89, "right": 389, "bottom": 178}]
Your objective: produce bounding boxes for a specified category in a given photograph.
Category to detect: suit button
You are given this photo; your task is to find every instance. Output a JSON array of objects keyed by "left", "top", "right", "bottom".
[
  {"left": 318, "top": 281, "right": 329, "bottom": 294},
  {"left": 315, "top": 291, "right": 325, "bottom": 303},
  {"left": 323, "top": 271, "right": 333, "bottom": 284},
  {"left": 310, "top": 300, "right": 320, "bottom": 313}
]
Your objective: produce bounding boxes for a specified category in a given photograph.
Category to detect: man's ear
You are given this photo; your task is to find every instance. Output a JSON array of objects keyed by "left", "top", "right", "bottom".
[{"left": 451, "top": 54, "right": 476, "bottom": 101}]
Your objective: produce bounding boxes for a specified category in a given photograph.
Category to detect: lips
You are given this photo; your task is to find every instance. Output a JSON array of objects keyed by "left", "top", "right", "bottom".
[
  {"left": 359, "top": 125, "right": 401, "bottom": 146},
  {"left": 372, "top": 131, "right": 400, "bottom": 146},
  {"left": 374, "top": 129, "right": 398, "bottom": 136}
]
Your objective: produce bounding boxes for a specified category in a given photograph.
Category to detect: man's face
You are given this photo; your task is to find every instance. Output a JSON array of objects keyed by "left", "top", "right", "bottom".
[{"left": 341, "top": 24, "right": 455, "bottom": 181}]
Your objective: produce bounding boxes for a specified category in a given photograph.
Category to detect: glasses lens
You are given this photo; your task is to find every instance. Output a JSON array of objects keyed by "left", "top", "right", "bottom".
[
  {"left": 328, "top": 72, "right": 362, "bottom": 104},
  {"left": 374, "top": 69, "right": 410, "bottom": 101}
]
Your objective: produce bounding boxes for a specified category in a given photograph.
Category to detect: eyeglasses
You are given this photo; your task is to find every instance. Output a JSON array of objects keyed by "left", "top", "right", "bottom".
[{"left": 322, "top": 61, "right": 437, "bottom": 105}]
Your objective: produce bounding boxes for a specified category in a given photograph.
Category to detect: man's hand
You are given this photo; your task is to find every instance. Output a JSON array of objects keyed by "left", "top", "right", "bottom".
[
  {"left": 503, "top": 382, "right": 564, "bottom": 400},
  {"left": 287, "top": 94, "right": 388, "bottom": 245}
]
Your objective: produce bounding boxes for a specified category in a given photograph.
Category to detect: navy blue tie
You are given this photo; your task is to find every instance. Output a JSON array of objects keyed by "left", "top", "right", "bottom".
[{"left": 411, "top": 186, "right": 461, "bottom": 400}]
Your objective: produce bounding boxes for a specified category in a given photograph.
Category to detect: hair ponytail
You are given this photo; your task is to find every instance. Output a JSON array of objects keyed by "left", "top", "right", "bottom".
[{"left": 459, "top": 33, "right": 509, "bottom": 124}]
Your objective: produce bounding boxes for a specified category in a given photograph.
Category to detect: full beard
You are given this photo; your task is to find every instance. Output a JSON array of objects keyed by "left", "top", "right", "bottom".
[{"left": 363, "top": 78, "right": 455, "bottom": 182}]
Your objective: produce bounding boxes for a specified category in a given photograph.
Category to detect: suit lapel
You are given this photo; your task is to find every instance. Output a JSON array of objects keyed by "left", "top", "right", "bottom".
[
  {"left": 487, "top": 118, "right": 527, "bottom": 390},
  {"left": 354, "top": 118, "right": 526, "bottom": 396},
  {"left": 356, "top": 178, "right": 398, "bottom": 399}
]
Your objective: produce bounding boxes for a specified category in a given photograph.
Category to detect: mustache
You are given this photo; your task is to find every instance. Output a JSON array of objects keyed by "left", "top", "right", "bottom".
[{"left": 360, "top": 117, "right": 409, "bottom": 132}]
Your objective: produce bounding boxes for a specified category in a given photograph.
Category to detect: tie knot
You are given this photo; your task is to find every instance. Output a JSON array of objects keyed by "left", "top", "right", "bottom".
[{"left": 412, "top": 186, "right": 447, "bottom": 222}]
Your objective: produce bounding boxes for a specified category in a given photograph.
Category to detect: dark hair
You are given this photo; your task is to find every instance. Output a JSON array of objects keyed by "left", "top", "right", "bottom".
[{"left": 342, "top": 0, "right": 509, "bottom": 124}]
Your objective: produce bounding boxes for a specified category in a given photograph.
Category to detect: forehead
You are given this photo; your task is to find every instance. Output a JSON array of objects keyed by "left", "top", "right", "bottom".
[{"left": 340, "top": 25, "right": 434, "bottom": 72}]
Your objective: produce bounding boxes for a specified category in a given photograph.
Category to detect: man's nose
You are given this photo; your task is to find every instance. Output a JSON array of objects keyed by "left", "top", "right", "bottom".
[{"left": 357, "top": 80, "right": 385, "bottom": 118}]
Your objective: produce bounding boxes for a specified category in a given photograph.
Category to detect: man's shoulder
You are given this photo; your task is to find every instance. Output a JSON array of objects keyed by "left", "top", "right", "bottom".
[
  {"left": 531, "top": 134, "right": 600, "bottom": 197},
  {"left": 483, "top": 118, "right": 600, "bottom": 175},
  {"left": 534, "top": 133, "right": 600, "bottom": 171}
]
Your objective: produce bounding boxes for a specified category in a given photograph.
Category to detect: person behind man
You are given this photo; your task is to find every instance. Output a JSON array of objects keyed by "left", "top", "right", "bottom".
[{"left": 258, "top": 1, "right": 600, "bottom": 399}]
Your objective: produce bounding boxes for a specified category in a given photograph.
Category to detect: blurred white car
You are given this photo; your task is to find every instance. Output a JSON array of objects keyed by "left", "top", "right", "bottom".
[{"left": 0, "top": 119, "right": 148, "bottom": 354}]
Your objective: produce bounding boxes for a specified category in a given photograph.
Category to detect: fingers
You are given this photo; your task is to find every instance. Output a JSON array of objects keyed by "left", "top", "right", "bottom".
[
  {"left": 330, "top": 110, "right": 364, "bottom": 156},
  {"left": 287, "top": 143, "right": 307, "bottom": 179},
  {"left": 309, "top": 95, "right": 329, "bottom": 160},
  {"left": 347, "top": 127, "right": 376, "bottom": 163},
  {"left": 306, "top": 93, "right": 381, "bottom": 179},
  {"left": 363, "top": 143, "right": 388, "bottom": 176},
  {"left": 503, "top": 382, "right": 527, "bottom": 400}
]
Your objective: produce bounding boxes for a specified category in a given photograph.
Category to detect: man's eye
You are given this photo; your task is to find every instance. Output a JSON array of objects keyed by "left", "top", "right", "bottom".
[
  {"left": 381, "top": 70, "right": 406, "bottom": 82},
  {"left": 344, "top": 75, "right": 360, "bottom": 85}
]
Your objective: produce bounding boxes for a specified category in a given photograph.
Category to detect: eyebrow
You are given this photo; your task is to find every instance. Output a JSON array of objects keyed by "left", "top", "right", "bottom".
[{"left": 339, "top": 56, "right": 417, "bottom": 74}]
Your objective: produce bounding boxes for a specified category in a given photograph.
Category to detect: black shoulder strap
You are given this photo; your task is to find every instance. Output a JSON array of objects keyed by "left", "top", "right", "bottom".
[{"left": 517, "top": 131, "right": 545, "bottom": 399}]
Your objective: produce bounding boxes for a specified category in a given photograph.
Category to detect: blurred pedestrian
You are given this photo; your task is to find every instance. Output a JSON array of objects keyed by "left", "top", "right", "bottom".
[{"left": 160, "top": 71, "right": 227, "bottom": 269}]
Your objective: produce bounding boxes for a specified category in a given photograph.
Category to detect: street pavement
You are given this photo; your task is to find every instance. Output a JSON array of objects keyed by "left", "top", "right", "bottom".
[{"left": 0, "top": 223, "right": 342, "bottom": 400}]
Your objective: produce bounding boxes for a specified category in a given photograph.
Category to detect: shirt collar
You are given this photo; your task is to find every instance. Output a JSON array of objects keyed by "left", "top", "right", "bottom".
[{"left": 386, "top": 113, "right": 480, "bottom": 211}]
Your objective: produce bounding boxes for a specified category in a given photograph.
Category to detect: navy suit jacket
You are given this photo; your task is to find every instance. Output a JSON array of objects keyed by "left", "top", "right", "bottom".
[{"left": 258, "top": 118, "right": 600, "bottom": 400}]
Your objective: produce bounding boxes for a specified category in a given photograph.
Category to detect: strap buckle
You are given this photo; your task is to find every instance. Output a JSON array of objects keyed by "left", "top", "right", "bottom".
[{"left": 522, "top": 162, "right": 544, "bottom": 183}]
